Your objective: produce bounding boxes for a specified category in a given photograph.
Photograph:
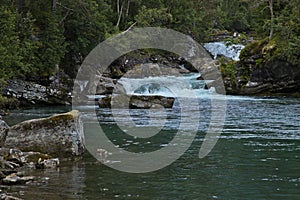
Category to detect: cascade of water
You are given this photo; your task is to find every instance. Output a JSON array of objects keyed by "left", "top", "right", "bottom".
[
  {"left": 117, "top": 73, "right": 212, "bottom": 98},
  {"left": 204, "top": 42, "right": 245, "bottom": 61},
  {"left": 75, "top": 80, "right": 89, "bottom": 92}
]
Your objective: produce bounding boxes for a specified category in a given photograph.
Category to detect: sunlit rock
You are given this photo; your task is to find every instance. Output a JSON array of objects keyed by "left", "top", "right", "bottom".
[{"left": 4, "top": 110, "right": 85, "bottom": 157}]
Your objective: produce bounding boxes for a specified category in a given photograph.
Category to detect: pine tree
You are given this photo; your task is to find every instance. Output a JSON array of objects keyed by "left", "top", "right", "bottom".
[{"left": 0, "top": 4, "right": 22, "bottom": 84}]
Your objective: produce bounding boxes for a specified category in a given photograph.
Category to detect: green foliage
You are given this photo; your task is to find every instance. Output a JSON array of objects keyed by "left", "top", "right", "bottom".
[
  {"left": 0, "top": 4, "right": 22, "bottom": 81},
  {"left": 61, "top": 0, "right": 114, "bottom": 78},
  {"left": 135, "top": 6, "right": 172, "bottom": 27},
  {"left": 220, "top": 61, "right": 236, "bottom": 79},
  {"left": 0, "top": 0, "right": 299, "bottom": 85},
  {"left": 17, "top": 12, "right": 40, "bottom": 76},
  {"left": 0, "top": 95, "right": 19, "bottom": 110},
  {"left": 218, "top": 0, "right": 251, "bottom": 31},
  {"left": 275, "top": 0, "right": 300, "bottom": 65},
  {"left": 37, "top": 14, "right": 66, "bottom": 78},
  {"left": 239, "top": 38, "right": 269, "bottom": 61}
]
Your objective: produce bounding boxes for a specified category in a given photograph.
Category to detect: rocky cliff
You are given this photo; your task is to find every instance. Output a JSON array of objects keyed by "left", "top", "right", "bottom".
[{"left": 222, "top": 39, "right": 300, "bottom": 95}]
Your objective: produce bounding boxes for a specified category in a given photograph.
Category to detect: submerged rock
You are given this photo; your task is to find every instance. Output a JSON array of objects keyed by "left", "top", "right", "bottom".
[{"left": 4, "top": 110, "right": 85, "bottom": 157}]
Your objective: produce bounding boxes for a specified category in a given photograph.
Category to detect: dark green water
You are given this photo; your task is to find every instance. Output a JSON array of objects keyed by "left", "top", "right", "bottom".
[{"left": 2, "top": 96, "right": 300, "bottom": 200}]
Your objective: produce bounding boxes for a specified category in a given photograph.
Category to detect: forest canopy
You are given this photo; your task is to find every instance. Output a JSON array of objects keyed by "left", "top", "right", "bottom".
[{"left": 0, "top": 0, "right": 299, "bottom": 84}]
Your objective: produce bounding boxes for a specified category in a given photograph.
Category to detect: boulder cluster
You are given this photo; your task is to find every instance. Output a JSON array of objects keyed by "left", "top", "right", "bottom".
[{"left": 0, "top": 110, "right": 84, "bottom": 198}]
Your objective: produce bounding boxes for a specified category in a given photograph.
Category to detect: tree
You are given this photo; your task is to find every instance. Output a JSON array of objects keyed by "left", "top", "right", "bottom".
[
  {"left": 59, "top": 0, "right": 114, "bottom": 78},
  {"left": 17, "top": 11, "right": 40, "bottom": 77},
  {"left": 0, "top": 4, "right": 22, "bottom": 83},
  {"left": 135, "top": 6, "right": 172, "bottom": 27},
  {"left": 268, "top": 0, "right": 274, "bottom": 40}
]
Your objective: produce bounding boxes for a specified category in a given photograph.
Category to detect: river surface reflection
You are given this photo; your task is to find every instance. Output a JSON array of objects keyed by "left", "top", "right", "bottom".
[{"left": 2, "top": 96, "right": 300, "bottom": 199}]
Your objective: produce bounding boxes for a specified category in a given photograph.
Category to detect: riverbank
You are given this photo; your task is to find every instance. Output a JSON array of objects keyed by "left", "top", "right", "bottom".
[{"left": 1, "top": 37, "right": 299, "bottom": 113}]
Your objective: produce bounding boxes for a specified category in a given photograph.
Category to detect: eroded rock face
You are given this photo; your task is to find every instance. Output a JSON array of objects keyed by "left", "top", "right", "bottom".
[
  {"left": 123, "top": 63, "right": 185, "bottom": 78},
  {"left": 2, "top": 80, "right": 71, "bottom": 106},
  {"left": 4, "top": 110, "right": 85, "bottom": 157}
]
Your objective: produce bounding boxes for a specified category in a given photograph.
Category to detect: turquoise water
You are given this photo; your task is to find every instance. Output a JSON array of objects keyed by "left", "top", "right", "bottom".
[{"left": 2, "top": 96, "right": 300, "bottom": 199}]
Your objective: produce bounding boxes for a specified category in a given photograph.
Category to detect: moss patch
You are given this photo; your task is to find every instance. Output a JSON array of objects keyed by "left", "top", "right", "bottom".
[{"left": 0, "top": 95, "right": 19, "bottom": 110}]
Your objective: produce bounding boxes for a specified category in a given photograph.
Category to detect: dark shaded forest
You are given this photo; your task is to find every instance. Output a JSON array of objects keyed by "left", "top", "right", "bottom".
[{"left": 0, "top": 0, "right": 299, "bottom": 95}]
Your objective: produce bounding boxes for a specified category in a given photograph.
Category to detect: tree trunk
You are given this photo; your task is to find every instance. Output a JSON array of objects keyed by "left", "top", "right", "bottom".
[
  {"left": 269, "top": 0, "right": 274, "bottom": 40},
  {"left": 126, "top": 0, "right": 130, "bottom": 18},
  {"left": 52, "top": 0, "right": 57, "bottom": 10},
  {"left": 117, "top": 0, "right": 120, "bottom": 14},
  {"left": 116, "top": 2, "right": 124, "bottom": 27}
]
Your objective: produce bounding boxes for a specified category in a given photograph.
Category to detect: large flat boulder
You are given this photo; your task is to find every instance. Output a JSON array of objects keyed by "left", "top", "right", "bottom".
[
  {"left": 98, "top": 95, "right": 175, "bottom": 109},
  {"left": 4, "top": 110, "right": 84, "bottom": 157}
]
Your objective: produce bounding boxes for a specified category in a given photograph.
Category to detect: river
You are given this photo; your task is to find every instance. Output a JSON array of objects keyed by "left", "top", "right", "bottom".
[{"left": 2, "top": 94, "right": 299, "bottom": 199}]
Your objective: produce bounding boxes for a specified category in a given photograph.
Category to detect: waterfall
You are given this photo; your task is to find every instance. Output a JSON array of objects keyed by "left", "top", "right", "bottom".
[
  {"left": 117, "top": 73, "right": 213, "bottom": 98},
  {"left": 204, "top": 42, "right": 245, "bottom": 61}
]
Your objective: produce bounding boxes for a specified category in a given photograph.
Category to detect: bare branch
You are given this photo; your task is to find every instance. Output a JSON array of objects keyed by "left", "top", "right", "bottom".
[
  {"left": 59, "top": 9, "right": 71, "bottom": 25},
  {"left": 124, "top": 21, "right": 136, "bottom": 33},
  {"left": 56, "top": 2, "right": 74, "bottom": 11}
]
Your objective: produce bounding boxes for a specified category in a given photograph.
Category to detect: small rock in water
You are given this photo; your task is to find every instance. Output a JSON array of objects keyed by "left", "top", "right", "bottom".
[
  {"left": 0, "top": 193, "right": 24, "bottom": 200},
  {"left": 2, "top": 173, "right": 34, "bottom": 185},
  {"left": 36, "top": 158, "right": 59, "bottom": 169}
]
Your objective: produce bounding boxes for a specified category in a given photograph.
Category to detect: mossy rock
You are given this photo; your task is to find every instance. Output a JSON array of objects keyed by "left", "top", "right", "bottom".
[
  {"left": 4, "top": 110, "right": 85, "bottom": 158},
  {"left": 239, "top": 38, "right": 269, "bottom": 61}
]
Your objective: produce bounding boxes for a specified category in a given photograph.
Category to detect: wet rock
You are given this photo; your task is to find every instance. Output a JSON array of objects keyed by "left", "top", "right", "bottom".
[
  {"left": 0, "top": 120, "right": 9, "bottom": 146},
  {"left": 95, "top": 76, "right": 115, "bottom": 95},
  {"left": 0, "top": 148, "right": 53, "bottom": 169},
  {"left": 36, "top": 158, "right": 59, "bottom": 169},
  {"left": 98, "top": 96, "right": 112, "bottom": 108},
  {"left": 23, "top": 151, "right": 52, "bottom": 164},
  {"left": 0, "top": 171, "right": 5, "bottom": 179},
  {"left": 130, "top": 95, "right": 175, "bottom": 109},
  {"left": 2, "top": 80, "right": 71, "bottom": 106},
  {"left": 4, "top": 110, "right": 85, "bottom": 157},
  {"left": 98, "top": 95, "right": 175, "bottom": 109},
  {"left": 123, "top": 63, "right": 182, "bottom": 78},
  {"left": 3, "top": 149, "right": 26, "bottom": 166},
  {"left": 2, "top": 173, "right": 34, "bottom": 185},
  {"left": 0, "top": 193, "right": 23, "bottom": 200}
]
